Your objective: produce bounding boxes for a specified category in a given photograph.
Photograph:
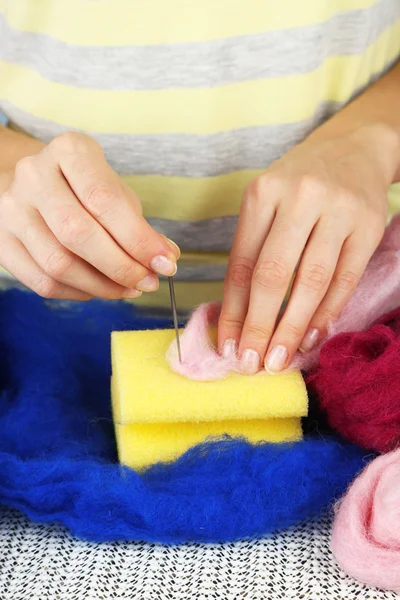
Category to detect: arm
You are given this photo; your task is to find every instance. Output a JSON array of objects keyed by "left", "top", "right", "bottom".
[{"left": 309, "top": 60, "right": 400, "bottom": 181}]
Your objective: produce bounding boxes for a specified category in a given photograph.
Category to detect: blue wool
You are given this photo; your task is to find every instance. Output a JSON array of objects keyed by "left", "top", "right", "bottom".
[{"left": 0, "top": 290, "right": 367, "bottom": 544}]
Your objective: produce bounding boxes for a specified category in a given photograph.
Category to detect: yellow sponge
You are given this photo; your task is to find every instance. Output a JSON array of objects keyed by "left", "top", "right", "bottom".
[
  {"left": 111, "top": 329, "right": 308, "bottom": 470},
  {"left": 113, "top": 416, "right": 302, "bottom": 470}
]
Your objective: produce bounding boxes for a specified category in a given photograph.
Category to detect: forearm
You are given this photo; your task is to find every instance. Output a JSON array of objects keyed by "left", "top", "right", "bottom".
[
  {"left": 0, "top": 125, "right": 45, "bottom": 193},
  {"left": 308, "top": 60, "right": 400, "bottom": 183}
]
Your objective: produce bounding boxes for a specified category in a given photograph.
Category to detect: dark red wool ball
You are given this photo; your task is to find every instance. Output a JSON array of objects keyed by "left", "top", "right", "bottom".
[{"left": 307, "top": 308, "right": 400, "bottom": 453}]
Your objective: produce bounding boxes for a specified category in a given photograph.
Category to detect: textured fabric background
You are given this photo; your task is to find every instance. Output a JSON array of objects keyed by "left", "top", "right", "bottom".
[{"left": 0, "top": 506, "right": 398, "bottom": 600}]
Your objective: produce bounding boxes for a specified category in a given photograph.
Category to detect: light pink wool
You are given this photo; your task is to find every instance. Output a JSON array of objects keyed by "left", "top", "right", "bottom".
[
  {"left": 166, "top": 302, "right": 243, "bottom": 381},
  {"left": 168, "top": 215, "right": 400, "bottom": 379},
  {"left": 331, "top": 449, "right": 400, "bottom": 593}
]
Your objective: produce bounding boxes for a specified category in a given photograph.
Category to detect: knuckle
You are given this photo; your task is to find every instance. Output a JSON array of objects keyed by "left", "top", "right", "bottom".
[
  {"left": 318, "top": 306, "right": 338, "bottom": 324},
  {"left": 249, "top": 176, "right": 266, "bottom": 201},
  {"left": 281, "top": 321, "right": 303, "bottom": 341},
  {"left": 335, "top": 269, "right": 359, "bottom": 292},
  {"left": 335, "top": 191, "right": 359, "bottom": 216},
  {"left": 56, "top": 210, "right": 94, "bottom": 248},
  {"left": 297, "top": 173, "right": 326, "bottom": 198},
  {"left": 219, "top": 314, "right": 245, "bottom": 331},
  {"left": 244, "top": 178, "right": 260, "bottom": 204},
  {"left": 50, "top": 132, "right": 99, "bottom": 155},
  {"left": 14, "top": 156, "right": 39, "bottom": 181},
  {"left": 244, "top": 174, "right": 278, "bottom": 206},
  {"left": 44, "top": 249, "right": 73, "bottom": 279},
  {"left": 299, "top": 263, "right": 330, "bottom": 293},
  {"left": 246, "top": 323, "right": 272, "bottom": 343},
  {"left": 34, "top": 276, "right": 59, "bottom": 299},
  {"left": 229, "top": 260, "right": 254, "bottom": 289},
  {"left": 84, "top": 183, "right": 120, "bottom": 219},
  {"left": 111, "top": 261, "right": 138, "bottom": 285},
  {"left": 253, "top": 257, "right": 289, "bottom": 290},
  {"left": 126, "top": 235, "right": 150, "bottom": 256}
]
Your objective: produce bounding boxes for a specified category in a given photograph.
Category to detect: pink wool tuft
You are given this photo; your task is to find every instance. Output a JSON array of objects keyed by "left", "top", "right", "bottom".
[
  {"left": 292, "top": 213, "right": 400, "bottom": 372},
  {"left": 166, "top": 302, "right": 244, "bottom": 381},
  {"left": 332, "top": 449, "right": 400, "bottom": 593}
]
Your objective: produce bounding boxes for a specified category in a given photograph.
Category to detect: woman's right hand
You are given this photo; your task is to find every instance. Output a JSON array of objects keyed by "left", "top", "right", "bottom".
[{"left": 0, "top": 132, "right": 179, "bottom": 300}]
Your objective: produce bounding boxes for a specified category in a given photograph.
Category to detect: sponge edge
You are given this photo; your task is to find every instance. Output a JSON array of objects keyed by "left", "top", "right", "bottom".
[
  {"left": 114, "top": 417, "right": 302, "bottom": 471},
  {"left": 111, "top": 329, "right": 308, "bottom": 425}
]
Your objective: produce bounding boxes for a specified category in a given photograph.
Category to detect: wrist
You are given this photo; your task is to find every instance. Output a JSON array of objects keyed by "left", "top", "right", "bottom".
[
  {"left": 307, "top": 120, "right": 400, "bottom": 187},
  {"left": 351, "top": 122, "right": 400, "bottom": 186}
]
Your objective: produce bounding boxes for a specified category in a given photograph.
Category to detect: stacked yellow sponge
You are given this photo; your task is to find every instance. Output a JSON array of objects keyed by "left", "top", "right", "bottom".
[{"left": 111, "top": 329, "right": 308, "bottom": 470}]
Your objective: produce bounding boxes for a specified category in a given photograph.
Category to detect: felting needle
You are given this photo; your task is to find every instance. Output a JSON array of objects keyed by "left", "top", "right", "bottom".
[{"left": 168, "top": 276, "right": 182, "bottom": 363}]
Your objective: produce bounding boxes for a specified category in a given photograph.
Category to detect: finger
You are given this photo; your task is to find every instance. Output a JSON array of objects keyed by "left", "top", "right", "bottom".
[
  {"left": 23, "top": 159, "right": 159, "bottom": 291},
  {"left": 0, "top": 232, "right": 92, "bottom": 301},
  {"left": 13, "top": 207, "right": 142, "bottom": 300},
  {"left": 264, "top": 219, "right": 346, "bottom": 372},
  {"left": 47, "top": 133, "right": 179, "bottom": 275},
  {"left": 218, "top": 177, "right": 278, "bottom": 358},
  {"left": 303, "top": 229, "right": 382, "bottom": 345},
  {"left": 239, "top": 207, "right": 318, "bottom": 374}
]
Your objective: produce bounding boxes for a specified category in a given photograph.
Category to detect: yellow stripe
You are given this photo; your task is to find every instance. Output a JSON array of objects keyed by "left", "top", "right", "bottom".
[
  {"left": 122, "top": 171, "right": 259, "bottom": 220},
  {"left": 0, "top": 24, "right": 399, "bottom": 135},
  {"left": 123, "top": 174, "right": 400, "bottom": 223},
  {"left": 0, "top": 0, "right": 380, "bottom": 46},
  {"left": 134, "top": 280, "right": 224, "bottom": 310}
]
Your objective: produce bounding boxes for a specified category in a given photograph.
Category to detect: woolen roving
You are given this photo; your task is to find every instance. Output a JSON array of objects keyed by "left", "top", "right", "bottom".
[
  {"left": 0, "top": 289, "right": 367, "bottom": 544},
  {"left": 332, "top": 448, "right": 400, "bottom": 593},
  {"left": 307, "top": 307, "right": 400, "bottom": 453},
  {"left": 166, "top": 302, "right": 240, "bottom": 380}
]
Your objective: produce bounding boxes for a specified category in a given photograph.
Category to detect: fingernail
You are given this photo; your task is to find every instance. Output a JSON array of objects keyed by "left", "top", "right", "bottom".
[
  {"left": 163, "top": 236, "right": 181, "bottom": 259},
  {"left": 222, "top": 339, "right": 238, "bottom": 359},
  {"left": 266, "top": 345, "right": 288, "bottom": 373},
  {"left": 299, "top": 328, "right": 319, "bottom": 353},
  {"left": 122, "top": 289, "right": 142, "bottom": 299},
  {"left": 150, "top": 255, "right": 177, "bottom": 276},
  {"left": 241, "top": 349, "right": 260, "bottom": 375},
  {"left": 136, "top": 274, "right": 159, "bottom": 292}
]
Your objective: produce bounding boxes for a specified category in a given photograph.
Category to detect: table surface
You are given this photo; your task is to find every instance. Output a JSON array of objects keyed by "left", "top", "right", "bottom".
[{"left": 0, "top": 506, "right": 398, "bottom": 600}]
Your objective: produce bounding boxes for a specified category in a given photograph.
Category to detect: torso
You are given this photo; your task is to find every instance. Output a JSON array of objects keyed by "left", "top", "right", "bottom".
[{"left": 1, "top": 0, "right": 400, "bottom": 309}]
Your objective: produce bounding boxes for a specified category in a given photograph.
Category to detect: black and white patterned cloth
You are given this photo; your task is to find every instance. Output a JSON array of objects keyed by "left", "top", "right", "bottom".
[{"left": 0, "top": 506, "right": 398, "bottom": 600}]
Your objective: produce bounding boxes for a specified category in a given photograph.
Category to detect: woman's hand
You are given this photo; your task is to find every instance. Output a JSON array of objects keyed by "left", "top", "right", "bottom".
[
  {"left": 219, "top": 124, "right": 400, "bottom": 374},
  {"left": 0, "top": 132, "right": 179, "bottom": 300}
]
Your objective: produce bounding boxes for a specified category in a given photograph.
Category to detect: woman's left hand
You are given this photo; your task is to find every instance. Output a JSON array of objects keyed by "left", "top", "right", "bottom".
[{"left": 218, "top": 124, "right": 398, "bottom": 374}]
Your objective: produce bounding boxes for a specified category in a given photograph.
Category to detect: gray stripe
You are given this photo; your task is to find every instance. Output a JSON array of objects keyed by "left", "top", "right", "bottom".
[
  {"left": 0, "top": 100, "right": 343, "bottom": 176},
  {"left": 0, "top": 0, "right": 398, "bottom": 90},
  {"left": 164, "top": 263, "right": 227, "bottom": 282},
  {"left": 149, "top": 216, "right": 237, "bottom": 252}
]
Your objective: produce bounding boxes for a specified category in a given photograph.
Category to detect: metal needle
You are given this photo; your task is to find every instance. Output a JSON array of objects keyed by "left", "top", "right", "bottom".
[{"left": 168, "top": 276, "right": 182, "bottom": 362}]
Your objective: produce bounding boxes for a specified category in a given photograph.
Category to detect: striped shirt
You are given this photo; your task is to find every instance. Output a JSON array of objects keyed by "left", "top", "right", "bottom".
[{"left": 0, "top": 0, "right": 400, "bottom": 310}]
